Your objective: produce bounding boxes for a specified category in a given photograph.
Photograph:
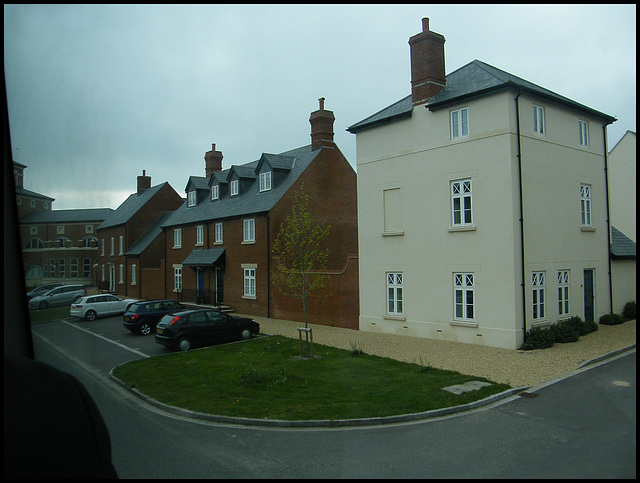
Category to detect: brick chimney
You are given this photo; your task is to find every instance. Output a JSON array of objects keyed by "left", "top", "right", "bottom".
[
  {"left": 204, "top": 143, "right": 223, "bottom": 177},
  {"left": 309, "top": 97, "right": 335, "bottom": 150},
  {"left": 137, "top": 170, "right": 151, "bottom": 194},
  {"left": 409, "top": 17, "right": 446, "bottom": 106}
]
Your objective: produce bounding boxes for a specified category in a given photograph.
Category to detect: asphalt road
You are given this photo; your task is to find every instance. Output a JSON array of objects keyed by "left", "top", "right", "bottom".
[{"left": 28, "top": 315, "right": 636, "bottom": 478}]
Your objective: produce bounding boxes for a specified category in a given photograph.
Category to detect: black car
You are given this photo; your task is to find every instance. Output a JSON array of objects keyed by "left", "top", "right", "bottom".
[
  {"left": 155, "top": 309, "right": 260, "bottom": 351},
  {"left": 123, "top": 300, "right": 185, "bottom": 335}
]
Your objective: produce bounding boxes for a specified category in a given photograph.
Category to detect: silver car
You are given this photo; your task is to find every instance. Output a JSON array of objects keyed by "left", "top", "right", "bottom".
[{"left": 28, "top": 284, "right": 87, "bottom": 310}]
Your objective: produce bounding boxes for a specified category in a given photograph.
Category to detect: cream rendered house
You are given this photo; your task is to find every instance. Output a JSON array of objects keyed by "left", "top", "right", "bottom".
[{"left": 348, "top": 18, "right": 617, "bottom": 349}]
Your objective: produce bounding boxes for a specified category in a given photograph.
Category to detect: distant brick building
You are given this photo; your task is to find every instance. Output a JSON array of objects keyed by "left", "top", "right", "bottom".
[
  {"left": 95, "top": 172, "right": 183, "bottom": 295},
  {"left": 16, "top": 161, "right": 113, "bottom": 287}
]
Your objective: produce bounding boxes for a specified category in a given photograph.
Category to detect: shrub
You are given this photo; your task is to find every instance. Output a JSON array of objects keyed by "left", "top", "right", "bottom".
[
  {"left": 563, "top": 315, "right": 596, "bottom": 336},
  {"left": 599, "top": 313, "right": 624, "bottom": 325},
  {"left": 623, "top": 301, "right": 636, "bottom": 320},
  {"left": 550, "top": 321, "right": 580, "bottom": 343},
  {"left": 521, "top": 326, "right": 555, "bottom": 350}
]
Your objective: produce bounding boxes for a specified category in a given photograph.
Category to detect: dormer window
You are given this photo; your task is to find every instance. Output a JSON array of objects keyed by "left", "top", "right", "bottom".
[
  {"left": 230, "top": 180, "right": 239, "bottom": 196},
  {"left": 187, "top": 190, "right": 197, "bottom": 207},
  {"left": 259, "top": 172, "right": 272, "bottom": 192},
  {"left": 211, "top": 184, "right": 219, "bottom": 200}
]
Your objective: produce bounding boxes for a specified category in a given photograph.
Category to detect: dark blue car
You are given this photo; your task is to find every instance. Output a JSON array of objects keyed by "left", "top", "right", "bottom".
[{"left": 123, "top": 300, "right": 184, "bottom": 335}]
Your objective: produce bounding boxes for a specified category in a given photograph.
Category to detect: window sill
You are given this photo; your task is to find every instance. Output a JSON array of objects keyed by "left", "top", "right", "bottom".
[
  {"left": 581, "top": 226, "right": 596, "bottom": 232},
  {"left": 195, "top": 242, "right": 204, "bottom": 247},
  {"left": 448, "top": 225, "right": 476, "bottom": 233},
  {"left": 381, "top": 231, "right": 404, "bottom": 237},
  {"left": 383, "top": 314, "right": 406, "bottom": 321},
  {"left": 172, "top": 246, "right": 182, "bottom": 249},
  {"left": 242, "top": 295, "right": 256, "bottom": 300},
  {"left": 241, "top": 240, "right": 256, "bottom": 245},
  {"left": 531, "top": 320, "right": 550, "bottom": 328},
  {"left": 450, "top": 320, "right": 478, "bottom": 328}
]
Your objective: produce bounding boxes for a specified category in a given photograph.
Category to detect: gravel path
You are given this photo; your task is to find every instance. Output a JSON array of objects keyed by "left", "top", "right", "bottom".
[{"left": 241, "top": 315, "right": 636, "bottom": 388}]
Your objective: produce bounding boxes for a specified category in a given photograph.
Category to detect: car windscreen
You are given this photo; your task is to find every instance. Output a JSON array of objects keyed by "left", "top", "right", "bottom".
[{"left": 127, "top": 303, "right": 148, "bottom": 313}]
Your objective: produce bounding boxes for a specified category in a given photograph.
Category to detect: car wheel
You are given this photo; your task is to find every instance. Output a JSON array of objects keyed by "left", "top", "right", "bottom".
[
  {"left": 177, "top": 338, "right": 191, "bottom": 351},
  {"left": 139, "top": 323, "right": 152, "bottom": 335},
  {"left": 39, "top": 301, "right": 48, "bottom": 310},
  {"left": 85, "top": 310, "right": 97, "bottom": 321},
  {"left": 240, "top": 328, "right": 252, "bottom": 340}
]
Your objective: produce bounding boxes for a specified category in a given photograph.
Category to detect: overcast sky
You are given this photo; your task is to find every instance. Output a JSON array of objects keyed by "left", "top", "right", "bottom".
[{"left": 5, "top": 4, "right": 636, "bottom": 210}]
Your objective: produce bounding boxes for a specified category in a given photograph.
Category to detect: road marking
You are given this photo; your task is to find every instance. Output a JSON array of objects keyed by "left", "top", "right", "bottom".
[{"left": 60, "top": 320, "right": 150, "bottom": 358}]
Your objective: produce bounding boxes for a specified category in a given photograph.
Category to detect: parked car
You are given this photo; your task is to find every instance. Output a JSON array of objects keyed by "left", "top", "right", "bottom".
[
  {"left": 28, "top": 284, "right": 87, "bottom": 310},
  {"left": 155, "top": 309, "right": 260, "bottom": 351},
  {"left": 123, "top": 300, "right": 185, "bottom": 335},
  {"left": 26, "top": 282, "right": 65, "bottom": 301},
  {"left": 70, "top": 294, "right": 138, "bottom": 321}
]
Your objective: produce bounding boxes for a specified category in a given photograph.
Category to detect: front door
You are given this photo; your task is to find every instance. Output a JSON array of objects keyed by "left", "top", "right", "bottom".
[
  {"left": 196, "top": 268, "right": 204, "bottom": 303},
  {"left": 583, "top": 269, "right": 595, "bottom": 321},
  {"left": 215, "top": 267, "right": 224, "bottom": 305}
]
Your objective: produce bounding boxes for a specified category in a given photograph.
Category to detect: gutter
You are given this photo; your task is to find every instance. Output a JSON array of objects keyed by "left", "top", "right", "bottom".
[
  {"left": 514, "top": 90, "right": 527, "bottom": 344},
  {"left": 602, "top": 124, "right": 614, "bottom": 313}
]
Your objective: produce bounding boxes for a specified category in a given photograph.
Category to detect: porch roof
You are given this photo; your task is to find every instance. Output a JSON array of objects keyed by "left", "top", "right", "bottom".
[{"left": 182, "top": 247, "right": 226, "bottom": 267}]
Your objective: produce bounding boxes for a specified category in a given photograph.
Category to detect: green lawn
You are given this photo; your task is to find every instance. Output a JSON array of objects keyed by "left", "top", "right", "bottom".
[
  {"left": 113, "top": 335, "right": 511, "bottom": 421},
  {"left": 28, "top": 306, "right": 71, "bottom": 323}
]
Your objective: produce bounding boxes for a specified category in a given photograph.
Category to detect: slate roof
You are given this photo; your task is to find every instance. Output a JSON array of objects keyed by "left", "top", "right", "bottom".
[
  {"left": 15, "top": 186, "right": 55, "bottom": 202},
  {"left": 20, "top": 208, "right": 114, "bottom": 224},
  {"left": 98, "top": 182, "right": 170, "bottom": 230},
  {"left": 610, "top": 226, "right": 636, "bottom": 259},
  {"left": 347, "top": 59, "right": 616, "bottom": 133},
  {"left": 161, "top": 144, "right": 321, "bottom": 228},
  {"left": 182, "top": 247, "right": 226, "bottom": 267},
  {"left": 125, "top": 211, "right": 174, "bottom": 256}
]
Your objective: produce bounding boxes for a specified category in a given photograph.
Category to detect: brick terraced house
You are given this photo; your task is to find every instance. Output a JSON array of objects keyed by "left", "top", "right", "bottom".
[{"left": 160, "top": 99, "right": 359, "bottom": 329}]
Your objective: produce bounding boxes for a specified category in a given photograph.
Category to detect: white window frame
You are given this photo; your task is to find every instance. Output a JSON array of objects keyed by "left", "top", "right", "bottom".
[
  {"left": 450, "top": 107, "right": 469, "bottom": 139},
  {"left": 119, "top": 235, "right": 124, "bottom": 255},
  {"left": 533, "top": 105, "right": 545, "bottom": 135},
  {"left": 119, "top": 264, "right": 124, "bottom": 284},
  {"left": 83, "top": 258, "right": 91, "bottom": 278},
  {"left": 58, "top": 258, "right": 65, "bottom": 278},
  {"left": 196, "top": 225, "right": 204, "bottom": 246},
  {"left": 101, "top": 238, "right": 105, "bottom": 256},
  {"left": 174, "top": 266, "right": 182, "bottom": 292},
  {"left": 85, "top": 225, "right": 94, "bottom": 234},
  {"left": 57, "top": 225, "right": 65, "bottom": 235},
  {"left": 557, "top": 270, "right": 570, "bottom": 318},
  {"left": 110, "top": 237, "right": 115, "bottom": 256},
  {"left": 243, "top": 219, "right": 255, "bottom": 243},
  {"left": 131, "top": 264, "right": 137, "bottom": 285},
  {"left": 187, "top": 190, "right": 197, "bottom": 207},
  {"left": 578, "top": 119, "right": 589, "bottom": 147},
  {"left": 453, "top": 273, "right": 475, "bottom": 321},
  {"left": 259, "top": 172, "right": 272, "bottom": 192},
  {"left": 174, "top": 228, "right": 182, "bottom": 248},
  {"left": 101, "top": 264, "right": 105, "bottom": 282},
  {"left": 215, "top": 222, "right": 223, "bottom": 244},
  {"left": 451, "top": 179, "right": 473, "bottom": 227},
  {"left": 230, "top": 179, "right": 239, "bottom": 196},
  {"left": 580, "top": 184, "right": 592, "bottom": 227},
  {"left": 243, "top": 267, "right": 256, "bottom": 298},
  {"left": 532, "top": 271, "right": 546, "bottom": 321},
  {"left": 70, "top": 258, "right": 79, "bottom": 278},
  {"left": 386, "top": 272, "right": 404, "bottom": 316},
  {"left": 211, "top": 184, "right": 219, "bottom": 200}
]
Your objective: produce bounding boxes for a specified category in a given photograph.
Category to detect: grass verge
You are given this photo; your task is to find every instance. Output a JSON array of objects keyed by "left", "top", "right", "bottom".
[
  {"left": 112, "top": 335, "right": 511, "bottom": 421},
  {"left": 28, "top": 307, "right": 71, "bottom": 323}
]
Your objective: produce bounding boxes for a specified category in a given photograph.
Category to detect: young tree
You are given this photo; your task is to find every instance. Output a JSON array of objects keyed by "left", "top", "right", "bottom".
[{"left": 272, "top": 188, "right": 331, "bottom": 328}]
